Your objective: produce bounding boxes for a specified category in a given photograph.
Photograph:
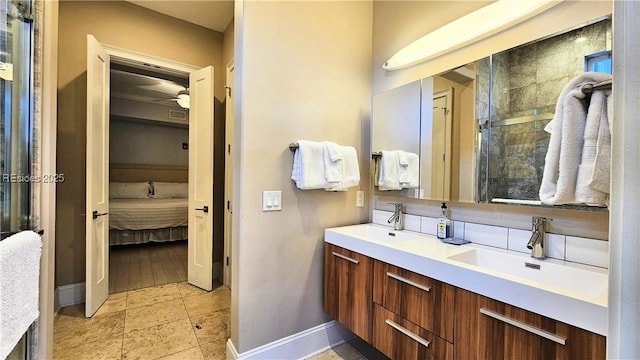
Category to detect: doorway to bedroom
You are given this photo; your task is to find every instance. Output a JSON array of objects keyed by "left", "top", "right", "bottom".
[
  {"left": 86, "top": 36, "right": 220, "bottom": 317},
  {"left": 107, "top": 62, "right": 191, "bottom": 294}
]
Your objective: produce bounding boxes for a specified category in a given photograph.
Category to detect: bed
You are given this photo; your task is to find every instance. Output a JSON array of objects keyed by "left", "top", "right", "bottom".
[{"left": 108, "top": 167, "right": 189, "bottom": 245}]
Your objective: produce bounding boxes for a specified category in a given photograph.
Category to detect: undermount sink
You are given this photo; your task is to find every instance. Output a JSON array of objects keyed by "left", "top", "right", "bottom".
[{"left": 447, "top": 247, "right": 608, "bottom": 298}]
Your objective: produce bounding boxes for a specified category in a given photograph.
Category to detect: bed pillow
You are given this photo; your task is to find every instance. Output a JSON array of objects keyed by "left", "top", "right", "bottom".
[
  {"left": 110, "top": 182, "right": 151, "bottom": 199},
  {"left": 152, "top": 182, "right": 188, "bottom": 198}
]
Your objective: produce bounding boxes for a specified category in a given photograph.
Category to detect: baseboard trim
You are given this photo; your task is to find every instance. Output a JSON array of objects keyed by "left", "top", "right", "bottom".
[
  {"left": 56, "top": 282, "right": 85, "bottom": 311},
  {"left": 226, "top": 320, "right": 354, "bottom": 360}
]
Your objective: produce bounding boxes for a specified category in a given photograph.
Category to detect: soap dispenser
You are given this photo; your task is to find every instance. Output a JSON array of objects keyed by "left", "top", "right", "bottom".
[{"left": 437, "top": 202, "right": 453, "bottom": 240}]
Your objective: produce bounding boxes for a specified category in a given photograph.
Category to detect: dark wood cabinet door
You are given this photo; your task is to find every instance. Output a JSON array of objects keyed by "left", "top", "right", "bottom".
[
  {"left": 373, "top": 304, "right": 453, "bottom": 360},
  {"left": 454, "top": 288, "right": 606, "bottom": 360},
  {"left": 373, "top": 260, "right": 456, "bottom": 342},
  {"left": 323, "top": 243, "right": 373, "bottom": 342}
]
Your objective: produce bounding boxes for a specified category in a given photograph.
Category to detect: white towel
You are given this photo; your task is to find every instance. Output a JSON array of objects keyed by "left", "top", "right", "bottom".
[
  {"left": 575, "top": 88, "right": 610, "bottom": 205},
  {"left": 322, "top": 141, "right": 343, "bottom": 183},
  {"left": 325, "top": 145, "right": 360, "bottom": 191},
  {"left": 291, "top": 140, "right": 329, "bottom": 190},
  {"left": 0, "top": 231, "right": 42, "bottom": 360},
  {"left": 377, "top": 150, "right": 402, "bottom": 190},
  {"left": 397, "top": 151, "right": 419, "bottom": 189},
  {"left": 589, "top": 88, "right": 613, "bottom": 194},
  {"left": 539, "top": 72, "right": 612, "bottom": 205}
]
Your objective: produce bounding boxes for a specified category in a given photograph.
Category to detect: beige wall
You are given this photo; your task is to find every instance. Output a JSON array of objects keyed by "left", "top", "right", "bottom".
[
  {"left": 56, "top": 1, "right": 225, "bottom": 286},
  {"left": 372, "top": 1, "right": 612, "bottom": 239},
  {"left": 232, "top": 0, "right": 372, "bottom": 353}
]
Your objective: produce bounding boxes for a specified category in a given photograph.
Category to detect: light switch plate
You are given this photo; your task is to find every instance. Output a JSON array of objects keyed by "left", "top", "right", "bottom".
[
  {"left": 356, "top": 190, "right": 364, "bottom": 207},
  {"left": 262, "top": 191, "right": 282, "bottom": 211}
]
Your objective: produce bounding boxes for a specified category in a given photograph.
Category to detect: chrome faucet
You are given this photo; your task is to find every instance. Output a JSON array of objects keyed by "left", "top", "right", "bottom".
[
  {"left": 527, "top": 217, "right": 551, "bottom": 259},
  {"left": 387, "top": 202, "right": 404, "bottom": 231}
]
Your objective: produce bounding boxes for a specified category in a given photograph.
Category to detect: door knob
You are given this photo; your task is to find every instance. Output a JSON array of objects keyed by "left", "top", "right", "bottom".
[
  {"left": 195, "top": 205, "right": 209, "bottom": 213},
  {"left": 92, "top": 210, "right": 108, "bottom": 219}
]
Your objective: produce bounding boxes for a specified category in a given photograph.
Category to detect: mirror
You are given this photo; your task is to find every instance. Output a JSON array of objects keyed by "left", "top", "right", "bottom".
[
  {"left": 372, "top": 16, "right": 611, "bottom": 209},
  {"left": 372, "top": 80, "right": 422, "bottom": 198},
  {"left": 478, "top": 17, "right": 612, "bottom": 207},
  {"left": 372, "top": 62, "right": 482, "bottom": 202}
]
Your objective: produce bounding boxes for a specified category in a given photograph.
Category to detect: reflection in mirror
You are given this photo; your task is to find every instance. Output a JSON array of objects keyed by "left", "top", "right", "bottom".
[
  {"left": 477, "top": 18, "right": 612, "bottom": 206},
  {"left": 372, "top": 80, "right": 421, "bottom": 198},
  {"left": 372, "top": 62, "right": 482, "bottom": 203},
  {"left": 426, "top": 64, "right": 480, "bottom": 202}
]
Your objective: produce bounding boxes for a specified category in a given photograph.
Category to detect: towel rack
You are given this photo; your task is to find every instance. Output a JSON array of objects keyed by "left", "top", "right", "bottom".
[
  {"left": 0, "top": 229, "right": 44, "bottom": 241},
  {"left": 582, "top": 80, "right": 612, "bottom": 94},
  {"left": 289, "top": 142, "right": 381, "bottom": 159}
]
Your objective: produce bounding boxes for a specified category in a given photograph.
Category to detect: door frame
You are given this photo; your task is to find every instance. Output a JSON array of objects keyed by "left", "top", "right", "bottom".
[
  {"left": 223, "top": 59, "right": 234, "bottom": 288},
  {"left": 86, "top": 41, "right": 215, "bottom": 307}
]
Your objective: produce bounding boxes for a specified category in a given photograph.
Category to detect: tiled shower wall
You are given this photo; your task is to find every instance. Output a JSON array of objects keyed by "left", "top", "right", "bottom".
[{"left": 478, "top": 19, "right": 611, "bottom": 201}]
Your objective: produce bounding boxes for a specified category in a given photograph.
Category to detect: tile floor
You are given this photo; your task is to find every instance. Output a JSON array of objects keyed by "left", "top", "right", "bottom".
[
  {"left": 53, "top": 281, "right": 230, "bottom": 360},
  {"left": 54, "top": 281, "right": 386, "bottom": 360},
  {"left": 307, "top": 338, "right": 389, "bottom": 360}
]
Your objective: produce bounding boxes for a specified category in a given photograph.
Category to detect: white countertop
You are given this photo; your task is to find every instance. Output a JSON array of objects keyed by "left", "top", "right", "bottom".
[{"left": 325, "top": 223, "right": 608, "bottom": 336}]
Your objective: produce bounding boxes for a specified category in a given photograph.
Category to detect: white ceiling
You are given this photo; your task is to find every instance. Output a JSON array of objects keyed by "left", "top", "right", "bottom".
[{"left": 126, "top": 0, "right": 234, "bottom": 33}]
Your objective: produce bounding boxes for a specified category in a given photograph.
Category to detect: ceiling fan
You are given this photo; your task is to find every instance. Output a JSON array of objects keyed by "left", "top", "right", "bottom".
[
  {"left": 167, "top": 89, "right": 190, "bottom": 109},
  {"left": 152, "top": 88, "right": 190, "bottom": 109}
]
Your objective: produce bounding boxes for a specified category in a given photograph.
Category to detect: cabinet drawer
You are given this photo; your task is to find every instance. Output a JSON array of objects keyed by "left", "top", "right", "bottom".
[
  {"left": 454, "top": 288, "right": 606, "bottom": 360},
  {"left": 373, "top": 304, "right": 453, "bottom": 360},
  {"left": 323, "top": 243, "right": 373, "bottom": 342},
  {"left": 373, "top": 260, "right": 455, "bottom": 341}
]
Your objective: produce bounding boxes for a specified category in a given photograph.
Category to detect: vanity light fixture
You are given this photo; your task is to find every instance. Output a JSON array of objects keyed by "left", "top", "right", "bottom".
[
  {"left": 176, "top": 90, "right": 190, "bottom": 109},
  {"left": 382, "top": 0, "right": 563, "bottom": 71}
]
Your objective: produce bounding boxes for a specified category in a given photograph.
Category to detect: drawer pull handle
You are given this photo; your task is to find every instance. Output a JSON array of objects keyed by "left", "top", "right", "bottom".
[
  {"left": 386, "top": 272, "right": 431, "bottom": 293},
  {"left": 331, "top": 251, "right": 359, "bottom": 264},
  {"left": 385, "top": 319, "right": 431, "bottom": 348},
  {"left": 479, "top": 308, "right": 566, "bottom": 345}
]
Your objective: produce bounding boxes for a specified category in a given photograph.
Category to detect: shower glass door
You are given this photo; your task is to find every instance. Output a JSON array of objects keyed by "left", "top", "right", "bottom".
[{"left": 1, "top": 0, "right": 33, "bottom": 238}]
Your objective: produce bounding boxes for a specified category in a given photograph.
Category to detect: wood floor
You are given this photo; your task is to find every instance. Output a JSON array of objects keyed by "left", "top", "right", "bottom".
[{"left": 109, "top": 240, "right": 188, "bottom": 294}]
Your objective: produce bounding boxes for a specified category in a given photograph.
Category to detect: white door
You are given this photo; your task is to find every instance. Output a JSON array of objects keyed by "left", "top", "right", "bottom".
[
  {"left": 188, "top": 66, "right": 215, "bottom": 290},
  {"left": 85, "top": 34, "right": 110, "bottom": 317},
  {"left": 223, "top": 62, "right": 233, "bottom": 288},
  {"left": 432, "top": 90, "right": 453, "bottom": 201}
]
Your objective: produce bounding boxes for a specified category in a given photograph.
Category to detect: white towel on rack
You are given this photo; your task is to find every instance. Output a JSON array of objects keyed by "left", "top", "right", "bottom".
[
  {"left": 576, "top": 88, "right": 610, "bottom": 205},
  {"left": 322, "top": 141, "right": 343, "bottom": 183},
  {"left": 377, "top": 150, "right": 402, "bottom": 190},
  {"left": 0, "top": 231, "right": 42, "bottom": 360},
  {"left": 291, "top": 140, "right": 329, "bottom": 189},
  {"left": 539, "top": 72, "right": 612, "bottom": 205},
  {"left": 589, "top": 89, "right": 613, "bottom": 195},
  {"left": 325, "top": 145, "right": 360, "bottom": 191},
  {"left": 397, "top": 151, "right": 419, "bottom": 189}
]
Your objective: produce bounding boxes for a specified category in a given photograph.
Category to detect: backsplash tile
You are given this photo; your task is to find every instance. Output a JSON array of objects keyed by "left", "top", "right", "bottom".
[
  {"left": 566, "top": 236, "right": 609, "bottom": 268},
  {"left": 404, "top": 214, "right": 421, "bottom": 232},
  {"left": 372, "top": 210, "right": 392, "bottom": 227},
  {"left": 508, "top": 228, "right": 532, "bottom": 254},
  {"left": 547, "top": 233, "right": 566, "bottom": 260},
  {"left": 464, "top": 223, "right": 509, "bottom": 249},
  {"left": 420, "top": 217, "right": 438, "bottom": 236},
  {"left": 370, "top": 209, "right": 606, "bottom": 268},
  {"left": 453, "top": 221, "right": 465, "bottom": 240}
]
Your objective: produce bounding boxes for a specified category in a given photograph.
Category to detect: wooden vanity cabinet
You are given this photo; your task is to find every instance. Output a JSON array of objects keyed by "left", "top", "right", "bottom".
[
  {"left": 323, "top": 243, "right": 606, "bottom": 360},
  {"left": 323, "top": 243, "right": 373, "bottom": 342},
  {"left": 454, "top": 288, "right": 606, "bottom": 360}
]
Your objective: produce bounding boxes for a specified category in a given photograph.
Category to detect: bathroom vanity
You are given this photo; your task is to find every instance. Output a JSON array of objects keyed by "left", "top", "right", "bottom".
[{"left": 323, "top": 224, "right": 606, "bottom": 359}]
